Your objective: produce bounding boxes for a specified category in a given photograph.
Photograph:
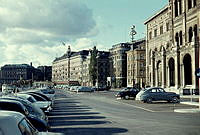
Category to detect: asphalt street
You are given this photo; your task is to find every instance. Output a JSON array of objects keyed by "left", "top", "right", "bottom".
[{"left": 48, "top": 89, "right": 200, "bottom": 135}]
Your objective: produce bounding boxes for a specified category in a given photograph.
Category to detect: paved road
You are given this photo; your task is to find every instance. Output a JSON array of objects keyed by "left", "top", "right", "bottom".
[{"left": 49, "top": 90, "right": 200, "bottom": 135}]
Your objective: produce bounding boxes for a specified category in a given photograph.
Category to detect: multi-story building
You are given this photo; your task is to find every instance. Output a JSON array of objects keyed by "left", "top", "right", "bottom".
[
  {"left": 0, "top": 63, "right": 39, "bottom": 85},
  {"left": 126, "top": 39, "right": 146, "bottom": 87},
  {"left": 145, "top": 0, "right": 200, "bottom": 94},
  {"left": 109, "top": 43, "right": 131, "bottom": 88},
  {"left": 82, "top": 51, "right": 110, "bottom": 87},
  {"left": 37, "top": 66, "right": 52, "bottom": 81},
  {"left": 52, "top": 46, "right": 110, "bottom": 87}
]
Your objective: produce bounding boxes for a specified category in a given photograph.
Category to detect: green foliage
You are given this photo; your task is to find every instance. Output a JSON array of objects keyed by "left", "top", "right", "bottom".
[{"left": 89, "top": 46, "right": 98, "bottom": 86}]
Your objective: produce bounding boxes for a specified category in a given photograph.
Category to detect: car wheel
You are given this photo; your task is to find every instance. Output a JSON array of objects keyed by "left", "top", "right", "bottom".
[
  {"left": 125, "top": 95, "right": 129, "bottom": 100},
  {"left": 171, "top": 97, "right": 180, "bottom": 103},
  {"left": 146, "top": 97, "right": 152, "bottom": 103}
]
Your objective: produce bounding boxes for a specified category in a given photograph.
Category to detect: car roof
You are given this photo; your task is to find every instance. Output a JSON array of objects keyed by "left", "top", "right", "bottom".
[
  {"left": 0, "top": 110, "right": 24, "bottom": 125},
  {"left": 0, "top": 99, "right": 23, "bottom": 104},
  {"left": 0, "top": 96, "right": 32, "bottom": 104}
]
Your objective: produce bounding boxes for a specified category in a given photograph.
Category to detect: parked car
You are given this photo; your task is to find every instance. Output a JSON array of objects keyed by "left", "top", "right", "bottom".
[
  {"left": 135, "top": 87, "right": 180, "bottom": 103},
  {"left": 76, "top": 86, "right": 94, "bottom": 92},
  {"left": 116, "top": 88, "right": 140, "bottom": 99},
  {"left": 0, "top": 96, "right": 47, "bottom": 122},
  {"left": 0, "top": 110, "right": 63, "bottom": 135},
  {"left": 16, "top": 93, "right": 52, "bottom": 114},
  {"left": 0, "top": 99, "right": 48, "bottom": 132}
]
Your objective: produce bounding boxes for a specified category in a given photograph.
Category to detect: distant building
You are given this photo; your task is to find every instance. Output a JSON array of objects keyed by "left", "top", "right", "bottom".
[
  {"left": 126, "top": 39, "right": 146, "bottom": 88},
  {"left": 0, "top": 64, "right": 35, "bottom": 85},
  {"left": 109, "top": 43, "right": 131, "bottom": 88},
  {"left": 52, "top": 46, "right": 110, "bottom": 87},
  {"left": 37, "top": 66, "right": 52, "bottom": 81}
]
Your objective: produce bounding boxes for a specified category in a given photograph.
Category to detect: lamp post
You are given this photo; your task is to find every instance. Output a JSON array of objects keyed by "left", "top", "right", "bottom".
[
  {"left": 96, "top": 52, "right": 100, "bottom": 89},
  {"left": 130, "top": 25, "right": 137, "bottom": 87}
]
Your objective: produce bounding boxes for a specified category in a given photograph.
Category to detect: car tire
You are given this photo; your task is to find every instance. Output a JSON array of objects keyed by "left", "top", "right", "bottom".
[
  {"left": 124, "top": 95, "right": 129, "bottom": 100},
  {"left": 146, "top": 97, "right": 152, "bottom": 103},
  {"left": 171, "top": 97, "right": 180, "bottom": 103}
]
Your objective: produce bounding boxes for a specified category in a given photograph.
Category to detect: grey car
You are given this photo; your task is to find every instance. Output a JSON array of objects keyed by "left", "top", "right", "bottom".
[{"left": 135, "top": 87, "right": 180, "bottom": 103}]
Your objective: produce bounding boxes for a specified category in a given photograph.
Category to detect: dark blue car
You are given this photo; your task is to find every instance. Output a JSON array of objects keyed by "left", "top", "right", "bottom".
[{"left": 135, "top": 87, "right": 180, "bottom": 103}]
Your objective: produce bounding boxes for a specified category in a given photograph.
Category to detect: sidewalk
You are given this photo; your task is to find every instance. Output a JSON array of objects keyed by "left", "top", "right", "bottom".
[{"left": 175, "top": 96, "right": 200, "bottom": 113}]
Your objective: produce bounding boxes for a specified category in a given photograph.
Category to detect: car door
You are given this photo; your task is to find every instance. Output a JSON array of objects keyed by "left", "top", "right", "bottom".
[{"left": 157, "top": 88, "right": 167, "bottom": 101}]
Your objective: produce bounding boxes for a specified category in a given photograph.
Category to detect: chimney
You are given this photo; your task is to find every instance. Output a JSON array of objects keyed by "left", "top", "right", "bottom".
[{"left": 30, "top": 62, "right": 32, "bottom": 67}]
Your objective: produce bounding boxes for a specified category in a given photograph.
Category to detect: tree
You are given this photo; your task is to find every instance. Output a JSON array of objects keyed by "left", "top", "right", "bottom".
[{"left": 89, "top": 46, "right": 98, "bottom": 86}]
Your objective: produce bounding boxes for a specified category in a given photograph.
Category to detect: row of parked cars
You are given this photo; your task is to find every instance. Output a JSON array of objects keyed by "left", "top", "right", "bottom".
[
  {"left": 116, "top": 87, "right": 180, "bottom": 103},
  {"left": 0, "top": 88, "right": 63, "bottom": 135}
]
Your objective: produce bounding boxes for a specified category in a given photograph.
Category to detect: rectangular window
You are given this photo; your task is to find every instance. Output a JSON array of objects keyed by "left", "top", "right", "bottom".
[
  {"left": 160, "top": 25, "right": 163, "bottom": 35},
  {"left": 154, "top": 29, "right": 157, "bottom": 37},
  {"left": 149, "top": 31, "right": 152, "bottom": 40},
  {"left": 166, "top": 22, "right": 169, "bottom": 31}
]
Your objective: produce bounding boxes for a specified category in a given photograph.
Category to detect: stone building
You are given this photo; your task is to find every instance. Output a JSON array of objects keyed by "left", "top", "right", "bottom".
[
  {"left": 0, "top": 63, "right": 40, "bottom": 85},
  {"left": 145, "top": 0, "right": 200, "bottom": 93},
  {"left": 37, "top": 66, "right": 52, "bottom": 81},
  {"left": 109, "top": 43, "right": 131, "bottom": 88},
  {"left": 126, "top": 39, "right": 146, "bottom": 88},
  {"left": 52, "top": 46, "right": 110, "bottom": 87},
  {"left": 52, "top": 46, "right": 88, "bottom": 85}
]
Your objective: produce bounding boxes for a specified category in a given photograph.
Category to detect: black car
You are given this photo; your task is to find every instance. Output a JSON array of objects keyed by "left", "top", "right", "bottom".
[
  {"left": 0, "top": 99, "right": 48, "bottom": 132},
  {"left": 116, "top": 88, "right": 140, "bottom": 99}
]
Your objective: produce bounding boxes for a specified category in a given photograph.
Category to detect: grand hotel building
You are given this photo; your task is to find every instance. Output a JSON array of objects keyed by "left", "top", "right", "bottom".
[{"left": 145, "top": 0, "right": 200, "bottom": 93}]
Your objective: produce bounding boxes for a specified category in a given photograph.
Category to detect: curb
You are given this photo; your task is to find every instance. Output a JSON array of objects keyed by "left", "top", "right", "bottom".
[{"left": 174, "top": 108, "right": 200, "bottom": 113}]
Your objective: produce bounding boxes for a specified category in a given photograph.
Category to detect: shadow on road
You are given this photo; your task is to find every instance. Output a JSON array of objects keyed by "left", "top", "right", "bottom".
[
  {"left": 50, "top": 127, "right": 128, "bottom": 135},
  {"left": 48, "top": 91, "right": 128, "bottom": 135}
]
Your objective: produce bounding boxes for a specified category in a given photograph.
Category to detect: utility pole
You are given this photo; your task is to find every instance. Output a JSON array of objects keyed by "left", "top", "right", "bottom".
[{"left": 130, "top": 25, "right": 137, "bottom": 87}]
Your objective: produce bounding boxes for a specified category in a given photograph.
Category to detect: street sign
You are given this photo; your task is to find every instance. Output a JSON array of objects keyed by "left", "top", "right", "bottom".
[{"left": 196, "top": 68, "right": 200, "bottom": 78}]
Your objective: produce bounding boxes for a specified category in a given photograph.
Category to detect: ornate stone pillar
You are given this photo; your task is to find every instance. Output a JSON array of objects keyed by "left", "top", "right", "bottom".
[
  {"left": 162, "top": 52, "right": 166, "bottom": 88},
  {"left": 174, "top": 44, "right": 180, "bottom": 89}
]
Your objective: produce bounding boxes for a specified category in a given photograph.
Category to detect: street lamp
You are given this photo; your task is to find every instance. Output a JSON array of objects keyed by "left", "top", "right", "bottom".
[
  {"left": 130, "top": 25, "right": 137, "bottom": 87},
  {"left": 96, "top": 52, "right": 100, "bottom": 89}
]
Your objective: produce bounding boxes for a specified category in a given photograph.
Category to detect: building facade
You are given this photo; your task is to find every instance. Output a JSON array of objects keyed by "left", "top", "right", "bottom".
[
  {"left": 126, "top": 39, "right": 146, "bottom": 87},
  {"left": 0, "top": 64, "right": 40, "bottom": 85},
  {"left": 145, "top": 0, "right": 200, "bottom": 93},
  {"left": 109, "top": 43, "right": 131, "bottom": 88},
  {"left": 52, "top": 46, "right": 110, "bottom": 87},
  {"left": 37, "top": 66, "right": 52, "bottom": 81}
]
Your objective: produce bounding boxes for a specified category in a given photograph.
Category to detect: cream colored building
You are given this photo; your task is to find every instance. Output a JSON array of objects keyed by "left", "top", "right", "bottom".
[
  {"left": 126, "top": 39, "right": 146, "bottom": 87},
  {"left": 52, "top": 47, "right": 110, "bottom": 87},
  {"left": 109, "top": 43, "right": 131, "bottom": 88},
  {"left": 145, "top": 0, "right": 200, "bottom": 94}
]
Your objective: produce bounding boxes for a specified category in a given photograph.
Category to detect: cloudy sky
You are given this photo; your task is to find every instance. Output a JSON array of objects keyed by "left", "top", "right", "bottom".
[{"left": 0, "top": 0, "right": 167, "bottom": 67}]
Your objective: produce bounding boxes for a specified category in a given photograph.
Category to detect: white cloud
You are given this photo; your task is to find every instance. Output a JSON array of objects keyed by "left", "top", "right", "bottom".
[{"left": 0, "top": 0, "right": 99, "bottom": 67}]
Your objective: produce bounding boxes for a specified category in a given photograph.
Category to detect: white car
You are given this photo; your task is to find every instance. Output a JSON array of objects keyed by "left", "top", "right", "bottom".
[
  {"left": 0, "top": 110, "right": 63, "bottom": 135},
  {"left": 15, "top": 93, "right": 52, "bottom": 114}
]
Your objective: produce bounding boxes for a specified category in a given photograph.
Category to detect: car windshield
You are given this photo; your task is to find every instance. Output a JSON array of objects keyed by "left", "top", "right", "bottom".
[{"left": 18, "top": 118, "right": 38, "bottom": 135}]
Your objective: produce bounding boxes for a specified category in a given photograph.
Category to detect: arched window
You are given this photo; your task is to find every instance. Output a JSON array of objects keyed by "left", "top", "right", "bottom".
[
  {"left": 169, "top": 58, "right": 175, "bottom": 86},
  {"left": 188, "top": 0, "right": 192, "bottom": 9},
  {"left": 179, "top": 31, "right": 183, "bottom": 45},
  {"left": 183, "top": 54, "right": 192, "bottom": 85},
  {"left": 188, "top": 27, "right": 193, "bottom": 42}
]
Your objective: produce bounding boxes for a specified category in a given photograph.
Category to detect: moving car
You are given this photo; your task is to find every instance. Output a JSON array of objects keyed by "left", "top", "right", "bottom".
[
  {"left": 116, "top": 88, "right": 140, "bottom": 99},
  {"left": 135, "top": 87, "right": 180, "bottom": 103},
  {"left": 0, "top": 110, "right": 63, "bottom": 135}
]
